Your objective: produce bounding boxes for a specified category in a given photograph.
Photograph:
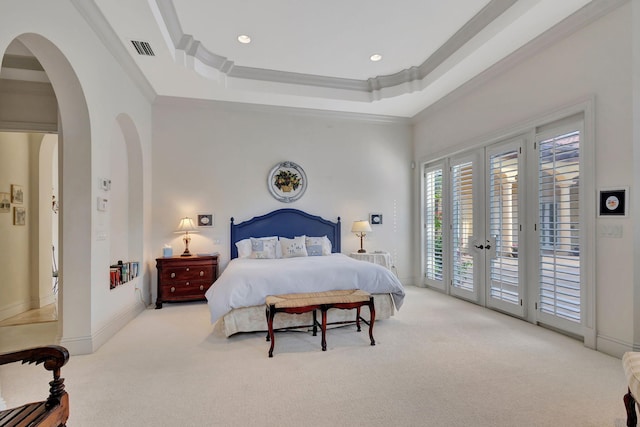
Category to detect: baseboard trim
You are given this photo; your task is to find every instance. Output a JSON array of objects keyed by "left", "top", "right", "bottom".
[
  {"left": 597, "top": 334, "right": 632, "bottom": 358},
  {"left": 60, "top": 302, "right": 145, "bottom": 355}
]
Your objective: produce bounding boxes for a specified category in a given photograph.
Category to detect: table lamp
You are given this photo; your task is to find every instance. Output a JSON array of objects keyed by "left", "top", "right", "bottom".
[
  {"left": 175, "top": 217, "right": 199, "bottom": 256},
  {"left": 351, "top": 220, "right": 372, "bottom": 253}
]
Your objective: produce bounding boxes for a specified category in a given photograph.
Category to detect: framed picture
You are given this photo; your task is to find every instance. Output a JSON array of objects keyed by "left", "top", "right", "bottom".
[
  {"left": 268, "top": 161, "right": 307, "bottom": 203},
  {"left": 370, "top": 213, "right": 383, "bottom": 225},
  {"left": 598, "top": 187, "right": 628, "bottom": 217},
  {"left": 197, "top": 213, "right": 214, "bottom": 227},
  {"left": 11, "top": 184, "right": 23, "bottom": 204},
  {"left": 13, "top": 207, "right": 26, "bottom": 225},
  {"left": 0, "top": 192, "right": 9, "bottom": 213}
]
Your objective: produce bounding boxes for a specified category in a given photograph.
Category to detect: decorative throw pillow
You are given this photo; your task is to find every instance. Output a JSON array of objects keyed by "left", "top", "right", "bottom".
[
  {"left": 237, "top": 237, "right": 282, "bottom": 258},
  {"left": 280, "top": 236, "right": 308, "bottom": 258},
  {"left": 249, "top": 237, "right": 278, "bottom": 259},
  {"left": 305, "top": 235, "right": 332, "bottom": 256}
]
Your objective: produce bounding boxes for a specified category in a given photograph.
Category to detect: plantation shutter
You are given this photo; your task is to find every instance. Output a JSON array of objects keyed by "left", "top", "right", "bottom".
[
  {"left": 452, "top": 161, "right": 474, "bottom": 292},
  {"left": 488, "top": 149, "right": 520, "bottom": 304},
  {"left": 424, "top": 166, "right": 444, "bottom": 283},
  {"left": 538, "top": 129, "right": 581, "bottom": 323}
]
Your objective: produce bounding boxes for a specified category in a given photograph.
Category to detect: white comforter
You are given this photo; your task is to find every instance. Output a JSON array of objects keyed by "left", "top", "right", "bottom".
[{"left": 205, "top": 253, "right": 405, "bottom": 323}]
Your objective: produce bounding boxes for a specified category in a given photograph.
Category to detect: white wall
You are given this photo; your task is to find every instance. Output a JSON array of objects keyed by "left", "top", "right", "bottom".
[
  {"left": 0, "top": 0, "right": 154, "bottom": 354},
  {"left": 0, "top": 132, "right": 31, "bottom": 320},
  {"left": 151, "top": 100, "right": 414, "bottom": 303},
  {"left": 413, "top": 3, "right": 633, "bottom": 356}
]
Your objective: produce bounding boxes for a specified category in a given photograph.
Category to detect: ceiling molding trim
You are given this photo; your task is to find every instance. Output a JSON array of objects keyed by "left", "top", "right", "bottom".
[
  {"left": 154, "top": 95, "right": 411, "bottom": 125},
  {"left": 0, "top": 78, "right": 55, "bottom": 96},
  {"left": 0, "top": 120, "right": 58, "bottom": 133},
  {"left": 2, "top": 54, "right": 45, "bottom": 71},
  {"left": 153, "top": 0, "right": 516, "bottom": 99},
  {"left": 414, "top": 0, "right": 518, "bottom": 81},
  {"left": 71, "top": 0, "right": 157, "bottom": 103},
  {"left": 411, "top": 0, "right": 628, "bottom": 122}
]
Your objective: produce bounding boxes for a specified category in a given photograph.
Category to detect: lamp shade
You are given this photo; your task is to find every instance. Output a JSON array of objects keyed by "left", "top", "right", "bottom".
[
  {"left": 351, "top": 220, "right": 372, "bottom": 233},
  {"left": 174, "top": 217, "right": 199, "bottom": 233}
]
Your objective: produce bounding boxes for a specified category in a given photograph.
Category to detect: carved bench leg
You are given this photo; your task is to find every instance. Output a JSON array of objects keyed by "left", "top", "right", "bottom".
[
  {"left": 321, "top": 307, "right": 328, "bottom": 351},
  {"left": 267, "top": 305, "right": 276, "bottom": 358},
  {"left": 625, "top": 388, "right": 637, "bottom": 427},
  {"left": 368, "top": 297, "right": 376, "bottom": 346}
]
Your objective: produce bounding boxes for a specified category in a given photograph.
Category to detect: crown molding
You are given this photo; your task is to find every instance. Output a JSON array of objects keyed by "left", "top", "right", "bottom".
[
  {"left": 70, "top": 0, "right": 157, "bottom": 103},
  {"left": 411, "top": 0, "right": 628, "bottom": 122},
  {"left": 154, "top": 95, "right": 411, "bottom": 125},
  {"left": 153, "top": 0, "right": 516, "bottom": 97}
]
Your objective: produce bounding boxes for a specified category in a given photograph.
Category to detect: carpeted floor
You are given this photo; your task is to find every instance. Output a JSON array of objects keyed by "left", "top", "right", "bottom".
[{"left": 0, "top": 286, "right": 630, "bottom": 426}]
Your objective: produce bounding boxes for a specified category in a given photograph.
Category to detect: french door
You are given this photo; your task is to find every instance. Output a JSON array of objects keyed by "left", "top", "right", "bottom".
[
  {"left": 445, "top": 140, "right": 524, "bottom": 317},
  {"left": 423, "top": 115, "right": 585, "bottom": 335}
]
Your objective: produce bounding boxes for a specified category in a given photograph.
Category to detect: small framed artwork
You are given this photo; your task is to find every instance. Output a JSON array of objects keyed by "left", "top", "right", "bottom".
[
  {"left": 197, "top": 214, "right": 214, "bottom": 227},
  {"left": 11, "top": 184, "right": 23, "bottom": 204},
  {"left": 370, "top": 213, "right": 383, "bottom": 225},
  {"left": 0, "top": 192, "right": 9, "bottom": 213},
  {"left": 598, "top": 187, "right": 628, "bottom": 217},
  {"left": 14, "top": 207, "right": 26, "bottom": 225}
]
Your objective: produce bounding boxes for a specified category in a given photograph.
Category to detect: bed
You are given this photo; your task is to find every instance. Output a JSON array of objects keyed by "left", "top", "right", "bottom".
[{"left": 205, "top": 208, "right": 405, "bottom": 337}]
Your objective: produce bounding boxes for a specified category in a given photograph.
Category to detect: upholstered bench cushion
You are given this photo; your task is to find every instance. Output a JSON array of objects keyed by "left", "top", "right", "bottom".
[
  {"left": 623, "top": 352, "right": 640, "bottom": 400},
  {"left": 266, "top": 290, "right": 371, "bottom": 309}
]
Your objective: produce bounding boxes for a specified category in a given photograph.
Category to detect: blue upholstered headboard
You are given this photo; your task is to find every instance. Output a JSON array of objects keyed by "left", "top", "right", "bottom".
[{"left": 230, "top": 209, "right": 341, "bottom": 259}]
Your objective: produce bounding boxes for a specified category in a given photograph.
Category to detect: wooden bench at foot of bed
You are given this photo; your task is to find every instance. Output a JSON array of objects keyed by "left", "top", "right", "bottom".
[{"left": 265, "top": 289, "right": 375, "bottom": 358}]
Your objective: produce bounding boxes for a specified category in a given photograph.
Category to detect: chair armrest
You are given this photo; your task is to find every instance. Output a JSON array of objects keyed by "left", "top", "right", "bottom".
[
  {"left": 0, "top": 345, "right": 68, "bottom": 371},
  {"left": 0, "top": 346, "right": 69, "bottom": 408}
]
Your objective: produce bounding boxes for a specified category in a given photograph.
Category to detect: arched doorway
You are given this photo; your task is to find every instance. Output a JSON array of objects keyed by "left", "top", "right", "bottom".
[{"left": 0, "top": 33, "right": 93, "bottom": 354}]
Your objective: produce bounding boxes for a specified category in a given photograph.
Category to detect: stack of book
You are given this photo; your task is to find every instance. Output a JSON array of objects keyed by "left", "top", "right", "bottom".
[{"left": 110, "top": 260, "right": 140, "bottom": 289}]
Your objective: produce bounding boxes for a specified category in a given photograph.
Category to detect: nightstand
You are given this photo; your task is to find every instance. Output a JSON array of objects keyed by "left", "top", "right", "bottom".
[
  {"left": 349, "top": 251, "right": 392, "bottom": 270},
  {"left": 155, "top": 255, "right": 218, "bottom": 309}
]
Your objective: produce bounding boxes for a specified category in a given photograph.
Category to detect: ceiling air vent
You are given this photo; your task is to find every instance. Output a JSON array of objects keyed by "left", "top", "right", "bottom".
[{"left": 131, "top": 40, "right": 155, "bottom": 56}]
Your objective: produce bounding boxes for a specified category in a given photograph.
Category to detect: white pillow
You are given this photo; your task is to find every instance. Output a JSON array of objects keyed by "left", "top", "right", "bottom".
[
  {"left": 235, "top": 238, "right": 253, "bottom": 258},
  {"left": 305, "top": 235, "right": 332, "bottom": 256},
  {"left": 250, "top": 237, "right": 279, "bottom": 259},
  {"left": 236, "top": 237, "right": 282, "bottom": 258},
  {"left": 280, "top": 236, "right": 308, "bottom": 258}
]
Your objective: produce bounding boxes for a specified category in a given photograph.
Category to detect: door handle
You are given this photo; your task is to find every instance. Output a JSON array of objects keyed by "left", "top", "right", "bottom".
[{"left": 475, "top": 240, "right": 492, "bottom": 250}]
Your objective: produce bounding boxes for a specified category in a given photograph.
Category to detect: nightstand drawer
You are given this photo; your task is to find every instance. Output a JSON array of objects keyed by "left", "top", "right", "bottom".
[
  {"left": 155, "top": 255, "right": 218, "bottom": 308},
  {"left": 161, "top": 266, "right": 214, "bottom": 282},
  {"left": 161, "top": 281, "right": 211, "bottom": 297}
]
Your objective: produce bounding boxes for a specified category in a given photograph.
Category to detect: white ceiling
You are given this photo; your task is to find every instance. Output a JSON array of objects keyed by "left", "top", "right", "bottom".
[{"left": 3, "top": 1, "right": 618, "bottom": 118}]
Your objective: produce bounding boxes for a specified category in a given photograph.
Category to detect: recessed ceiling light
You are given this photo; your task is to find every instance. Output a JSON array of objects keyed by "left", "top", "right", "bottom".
[
  {"left": 370, "top": 54, "right": 382, "bottom": 62},
  {"left": 237, "top": 35, "right": 251, "bottom": 44}
]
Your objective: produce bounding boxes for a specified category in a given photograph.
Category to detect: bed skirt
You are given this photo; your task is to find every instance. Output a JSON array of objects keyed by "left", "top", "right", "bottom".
[{"left": 217, "top": 293, "right": 395, "bottom": 337}]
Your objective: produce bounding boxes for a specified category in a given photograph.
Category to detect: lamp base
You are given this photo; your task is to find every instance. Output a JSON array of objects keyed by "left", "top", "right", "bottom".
[
  {"left": 357, "top": 249, "right": 366, "bottom": 253},
  {"left": 181, "top": 249, "right": 192, "bottom": 257}
]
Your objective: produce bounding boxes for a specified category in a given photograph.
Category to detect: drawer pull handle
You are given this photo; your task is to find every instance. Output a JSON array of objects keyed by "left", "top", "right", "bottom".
[
  {"left": 170, "top": 272, "right": 176, "bottom": 278},
  {"left": 170, "top": 286, "right": 175, "bottom": 293},
  {"left": 199, "top": 271, "right": 204, "bottom": 277},
  {"left": 199, "top": 285, "right": 204, "bottom": 291},
  {"left": 186, "top": 281, "right": 190, "bottom": 286},
  {"left": 186, "top": 267, "right": 190, "bottom": 272}
]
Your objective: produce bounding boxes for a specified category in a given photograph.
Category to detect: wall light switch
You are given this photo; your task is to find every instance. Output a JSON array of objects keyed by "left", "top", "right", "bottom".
[{"left": 97, "top": 197, "right": 108, "bottom": 212}]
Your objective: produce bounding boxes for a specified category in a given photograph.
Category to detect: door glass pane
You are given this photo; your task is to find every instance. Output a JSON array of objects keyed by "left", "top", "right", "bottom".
[
  {"left": 424, "top": 167, "right": 444, "bottom": 282},
  {"left": 538, "top": 130, "right": 580, "bottom": 323},
  {"left": 489, "top": 149, "right": 519, "bottom": 304},
  {"left": 452, "top": 161, "right": 474, "bottom": 291}
]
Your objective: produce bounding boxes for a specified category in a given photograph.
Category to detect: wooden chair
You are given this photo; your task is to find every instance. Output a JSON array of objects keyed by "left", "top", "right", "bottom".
[{"left": 0, "top": 345, "right": 69, "bottom": 427}]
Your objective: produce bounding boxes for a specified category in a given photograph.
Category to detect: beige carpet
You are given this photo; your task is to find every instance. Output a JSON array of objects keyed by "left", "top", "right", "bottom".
[{"left": 0, "top": 286, "right": 629, "bottom": 426}]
